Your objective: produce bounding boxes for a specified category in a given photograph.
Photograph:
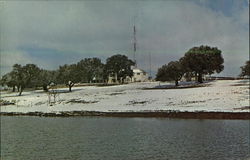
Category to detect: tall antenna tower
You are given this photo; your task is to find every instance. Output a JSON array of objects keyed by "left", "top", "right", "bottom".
[
  {"left": 149, "top": 53, "right": 152, "bottom": 79},
  {"left": 133, "top": 25, "right": 137, "bottom": 67}
]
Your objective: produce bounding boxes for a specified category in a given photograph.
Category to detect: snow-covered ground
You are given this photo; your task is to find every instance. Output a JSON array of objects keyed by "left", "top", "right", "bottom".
[{"left": 0, "top": 80, "right": 249, "bottom": 113}]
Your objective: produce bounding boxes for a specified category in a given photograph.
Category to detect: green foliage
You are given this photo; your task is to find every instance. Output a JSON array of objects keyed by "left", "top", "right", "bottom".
[
  {"left": 0, "top": 73, "right": 16, "bottom": 89},
  {"left": 57, "top": 64, "right": 71, "bottom": 84},
  {"left": 183, "top": 72, "right": 196, "bottom": 82},
  {"left": 37, "top": 70, "right": 57, "bottom": 91},
  {"left": 181, "top": 45, "right": 224, "bottom": 83},
  {"left": 240, "top": 60, "right": 250, "bottom": 76},
  {"left": 11, "top": 64, "right": 24, "bottom": 89},
  {"left": 1, "top": 55, "right": 134, "bottom": 93},
  {"left": 22, "top": 64, "right": 41, "bottom": 88},
  {"left": 56, "top": 58, "right": 105, "bottom": 89},
  {"left": 156, "top": 61, "right": 184, "bottom": 86},
  {"left": 105, "top": 54, "right": 135, "bottom": 83},
  {"left": 56, "top": 64, "right": 78, "bottom": 91},
  {"left": 1, "top": 64, "right": 41, "bottom": 95},
  {"left": 76, "top": 58, "right": 104, "bottom": 83}
]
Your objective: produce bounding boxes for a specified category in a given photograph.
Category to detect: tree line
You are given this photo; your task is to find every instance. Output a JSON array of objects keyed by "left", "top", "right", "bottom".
[
  {"left": 1, "top": 45, "right": 249, "bottom": 95},
  {"left": 0, "top": 54, "right": 134, "bottom": 95},
  {"left": 240, "top": 60, "right": 250, "bottom": 77},
  {"left": 156, "top": 45, "right": 249, "bottom": 86}
]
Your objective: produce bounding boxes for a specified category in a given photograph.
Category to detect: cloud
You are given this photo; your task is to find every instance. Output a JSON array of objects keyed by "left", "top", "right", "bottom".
[
  {"left": 0, "top": 50, "right": 32, "bottom": 75},
  {"left": 0, "top": 0, "right": 248, "bottom": 77}
]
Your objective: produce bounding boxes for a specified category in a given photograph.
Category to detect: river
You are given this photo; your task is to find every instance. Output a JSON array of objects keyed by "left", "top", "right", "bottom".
[{"left": 1, "top": 116, "right": 249, "bottom": 160}]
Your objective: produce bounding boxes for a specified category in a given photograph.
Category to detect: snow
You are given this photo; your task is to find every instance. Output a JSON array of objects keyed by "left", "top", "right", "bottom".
[{"left": 0, "top": 80, "right": 249, "bottom": 113}]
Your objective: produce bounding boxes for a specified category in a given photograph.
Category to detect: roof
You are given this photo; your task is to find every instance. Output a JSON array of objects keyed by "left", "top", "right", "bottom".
[{"left": 133, "top": 68, "right": 147, "bottom": 73}]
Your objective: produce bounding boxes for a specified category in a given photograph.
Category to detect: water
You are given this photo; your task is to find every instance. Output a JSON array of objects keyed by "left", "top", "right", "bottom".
[{"left": 1, "top": 116, "right": 249, "bottom": 160}]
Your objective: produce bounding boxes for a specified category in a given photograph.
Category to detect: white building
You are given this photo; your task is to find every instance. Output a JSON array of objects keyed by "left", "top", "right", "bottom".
[
  {"left": 107, "top": 68, "right": 149, "bottom": 84},
  {"left": 131, "top": 68, "right": 149, "bottom": 82}
]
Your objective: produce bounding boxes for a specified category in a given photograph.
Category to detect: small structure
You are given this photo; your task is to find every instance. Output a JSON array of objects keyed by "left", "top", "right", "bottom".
[
  {"left": 47, "top": 82, "right": 58, "bottom": 106},
  {"left": 131, "top": 68, "right": 149, "bottom": 82},
  {"left": 107, "top": 68, "right": 149, "bottom": 84},
  {"left": 107, "top": 73, "right": 119, "bottom": 84}
]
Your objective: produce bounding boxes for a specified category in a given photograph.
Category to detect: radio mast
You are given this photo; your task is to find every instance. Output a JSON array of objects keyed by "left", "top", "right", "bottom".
[
  {"left": 133, "top": 25, "right": 137, "bottom": 67},
  {"left": 149, "top": 53, "right": 152, "bottom": 79}
]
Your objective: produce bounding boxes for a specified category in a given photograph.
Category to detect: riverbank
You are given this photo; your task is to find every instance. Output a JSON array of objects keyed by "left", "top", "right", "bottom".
[
  {"left": 0, "top": 80, "right": 249, "bottom": 117},
  {"left": 1, "top": 111, "right": 249, "bottom": 119}
]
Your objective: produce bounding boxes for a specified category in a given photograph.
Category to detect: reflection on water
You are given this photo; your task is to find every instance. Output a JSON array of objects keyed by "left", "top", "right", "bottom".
[{"left": 1, "top": 116, "right": 249, "bottom": 160}]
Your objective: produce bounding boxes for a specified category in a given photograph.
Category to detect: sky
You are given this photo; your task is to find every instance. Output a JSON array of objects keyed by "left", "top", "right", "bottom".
[{"left": 0, "top": 0, "right": 249, "bottom": 77}]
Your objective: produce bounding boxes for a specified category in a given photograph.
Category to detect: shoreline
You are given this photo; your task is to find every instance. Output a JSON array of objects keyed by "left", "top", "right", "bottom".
[
  {"left": 1, "top": 80, "right": 249, "bottom": 119},
  {"left": 1, "top": 111, "right": 249, "bottom": 119}
]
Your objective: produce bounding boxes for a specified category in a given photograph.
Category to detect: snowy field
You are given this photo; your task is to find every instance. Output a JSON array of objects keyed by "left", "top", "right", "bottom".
[{"left": 0, "top": 80, "right": 249, "bottom": 113}]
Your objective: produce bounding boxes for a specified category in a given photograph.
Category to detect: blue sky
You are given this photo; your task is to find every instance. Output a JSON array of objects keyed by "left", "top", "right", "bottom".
[{"left": 0, "top": 0, "right": 249, "bottom": 77}]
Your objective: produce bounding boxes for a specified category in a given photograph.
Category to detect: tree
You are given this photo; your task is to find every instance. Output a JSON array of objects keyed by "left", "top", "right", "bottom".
[
  {"left": 1, "top": 64, "right": 41, "bottom": 96},
  {"left": 11, "top": 64, "right": 26, "bottom": 95},
  {"left": 156, "top": 61, "right": 184, "bottom": 86},
  {"left": 0, "top": 72, "right": 17, "bottom": 92},
  {"left": 183, "top": 72, "right": 195, "bottom": 82},
  {"left": 76, "top": 58, "right": 104, "bottom": 83},
  {"left": 11, "top": 64, "right": 23, "bottom": 92},
  {"left": 57, "top": 64, "right": 78, "bottom": 92},
  {"left": 105, "top": 54, "right": 135, "bottom": 83},
  {"left": 17, "top": 64, "right": 41, "bottom": 95},
  {"left": 240, "top": 60, "right": 250, "bottom": 77},
  {"left": 22, "top": 64, "right": 41, "bottom": 87},
  {"left": 37, "top": 70, "right": 57, "bottom": 92},
  {"left": 181, "top": 45, "right": 224, "bottom": 83}
]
